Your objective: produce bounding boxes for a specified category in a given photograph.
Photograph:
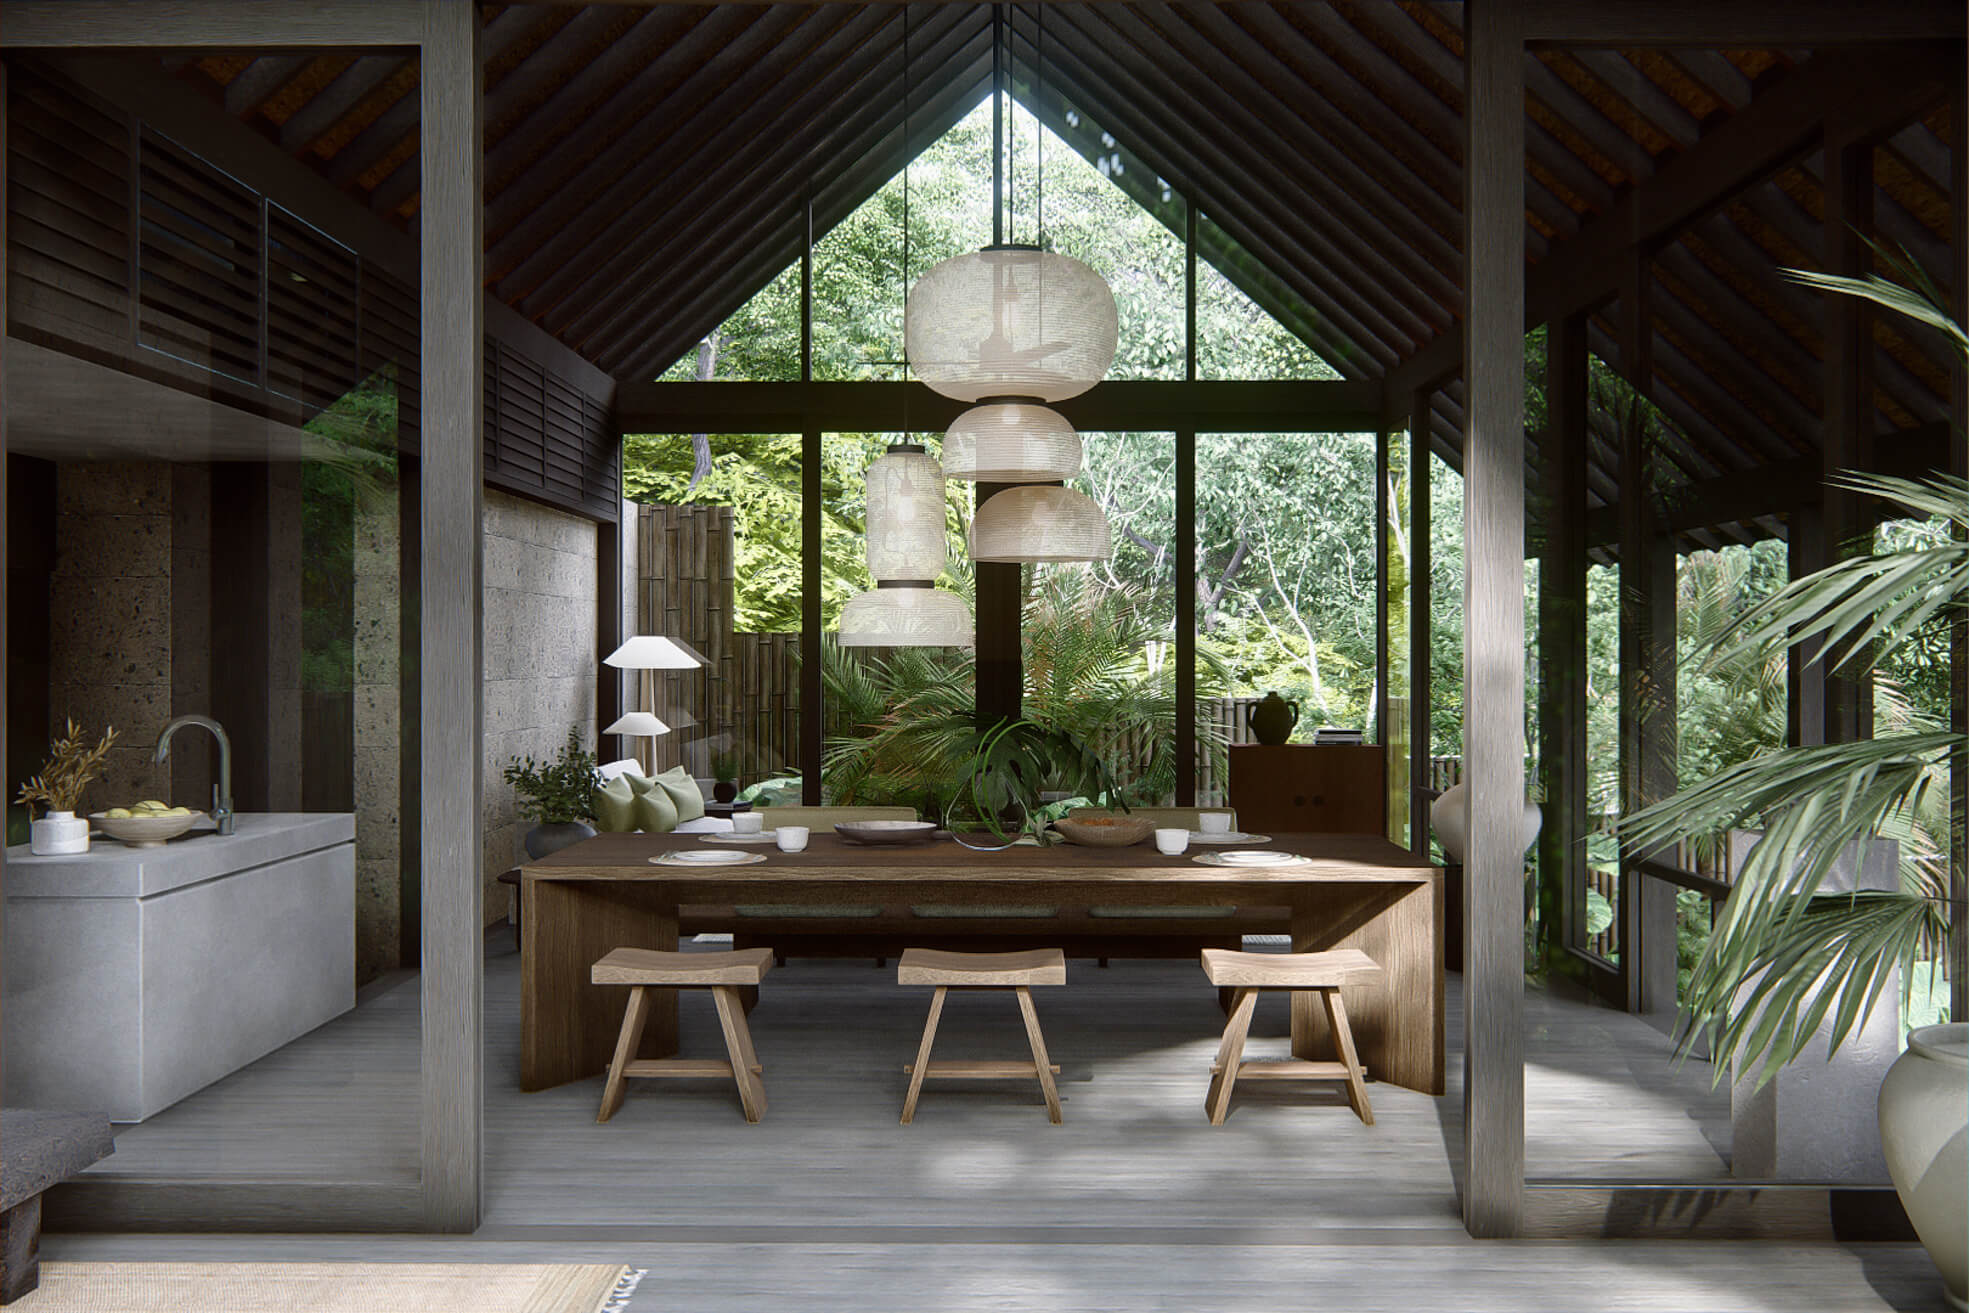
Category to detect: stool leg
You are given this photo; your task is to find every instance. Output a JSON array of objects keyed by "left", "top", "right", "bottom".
[
  {"left": 598, "top": 986, "right": 651, "bottom": 1123},
  {"left": 1014, "top": 985, "right": 1063, "bottom": 1124},
  {"left": 1207, "top": 987, "right": 1258, "bottom": 1126},
  {"left": 712, "top": 985, "right": 767, "bottom": 1123},
  {"left": 900, "top": 985, "right": 948, "bottom": 1125},
  {"left": 1321, "top": 988, "right": 1374, "bottom": 1126}
]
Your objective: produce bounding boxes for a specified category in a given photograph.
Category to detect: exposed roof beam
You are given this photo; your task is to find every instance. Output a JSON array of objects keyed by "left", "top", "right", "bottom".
[
  {"left": 0, "top": 0, "right": 421, "bottom": 47},
  {"left": 223, "top": 54, "right": 310, "bottom": 117},
  {"left": 278, "top": 54, "right": 410, "bottom": 154},
  {"left": 1386, "top": 43, "right": 1957, "bottom": 394},
  {"left": 1522, "top": 0, "right": 1964, "bottom": 45}
]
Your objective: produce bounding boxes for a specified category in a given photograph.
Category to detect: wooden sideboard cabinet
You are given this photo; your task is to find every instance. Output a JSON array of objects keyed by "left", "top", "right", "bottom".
[{"left": 1228, "top": 744, "right": 1387, "bottom": 834}]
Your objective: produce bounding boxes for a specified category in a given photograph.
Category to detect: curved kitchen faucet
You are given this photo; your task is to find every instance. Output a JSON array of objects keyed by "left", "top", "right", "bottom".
[{"left": 155, "top": 715, "right": 234, "bottom": 835}]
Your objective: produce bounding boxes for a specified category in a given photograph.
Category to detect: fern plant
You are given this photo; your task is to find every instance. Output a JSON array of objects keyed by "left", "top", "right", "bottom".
[{"left": 1621, "top": 246, "right": 1960, "bottom": 1089}]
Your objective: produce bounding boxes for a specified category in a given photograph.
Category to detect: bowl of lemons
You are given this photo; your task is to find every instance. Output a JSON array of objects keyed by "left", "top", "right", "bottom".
[{"left": 92, "top": 800, "right": 205, "bottom": 847}]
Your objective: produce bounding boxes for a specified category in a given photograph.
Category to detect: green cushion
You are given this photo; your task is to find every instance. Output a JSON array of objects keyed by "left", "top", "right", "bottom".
[
  {"left": 632, "top": 780, "right": 679, "bottom": 834},
  {"left": 592, "top": 777, "right": 638, "bottom": 833},
  {"left": 654, "top": 765, "right": 705, "bottom": 823}
]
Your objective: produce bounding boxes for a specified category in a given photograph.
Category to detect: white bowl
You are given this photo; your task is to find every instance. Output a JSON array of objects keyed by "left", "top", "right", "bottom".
[{"left": 92, "top": 811, "right": 205, "bottom": 847}]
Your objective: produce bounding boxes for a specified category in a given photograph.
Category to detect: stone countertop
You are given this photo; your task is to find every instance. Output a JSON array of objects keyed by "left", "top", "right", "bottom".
[{"left": 5, "top": 813, "right": 355, "bottom": 900}]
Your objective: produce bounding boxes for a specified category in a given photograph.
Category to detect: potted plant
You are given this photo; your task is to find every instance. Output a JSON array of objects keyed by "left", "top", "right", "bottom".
[
  {"left": 17, "top": 719, "right": 120, "bottom": 855},
  {"left": 942, "top": 716, "right": 1125, "bottom": 849},
  {"left": 504, "top": 728, "right": 600, "bottom": 859},
  {"left": 710, "top": 748, "right": 744, "bottom": 805},
  {"left": 1622, "top": 250, "right": 1964, "bottom": 1307}
]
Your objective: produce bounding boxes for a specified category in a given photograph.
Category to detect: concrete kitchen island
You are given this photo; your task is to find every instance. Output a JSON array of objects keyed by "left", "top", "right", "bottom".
[{"left": 4, "top": 814, "right": 356, "bottom": 1123}]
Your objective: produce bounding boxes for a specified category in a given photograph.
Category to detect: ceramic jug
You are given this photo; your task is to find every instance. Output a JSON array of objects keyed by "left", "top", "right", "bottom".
[{"left": 1250, "top": 691, "right": 1300, "bottom": 745}]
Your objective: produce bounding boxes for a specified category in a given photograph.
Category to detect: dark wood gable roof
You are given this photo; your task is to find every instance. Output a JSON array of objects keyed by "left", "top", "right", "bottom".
[{"left": 171, "top": 2, "right": 1960, "bottom": 542}]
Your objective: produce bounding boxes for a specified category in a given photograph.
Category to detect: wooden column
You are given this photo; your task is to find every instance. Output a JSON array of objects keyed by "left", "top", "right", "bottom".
[
  {"left": 1460, "top": 0, "right": 1526, "bottom": 1238},
  {"left": 419, "top": 0, "right": 484, "bottom": 1233},
  {"left": 1617, "top": 262, "right": 1679, "bottom": 1025},
  {"left": 975, "top": 485, "right": 1023, "bottom": 727},
  {"left": 1375, "top": 425, "right": 1391, "bottom": 758},
  {"left": 801, "top": 200, "right": 822, "bottom": 804},
  {"left": 1953, "top": 52, "right": 1967, "bottom": 1025},
  {"left": 1822, "top": 133, "right": 1875, "bottom": 745},
  {"left": 1175, "top": 428, "right": 1197, "bottom": 805},
  {"left": 1408, "top": 389, "right": 1433, "bottom": 860},
  {"left": 1536, "top": 314, "right": 1588, "bottom": 968},
  {"left": 2, "top": 60, "right": 11, "bottom": 1099}
]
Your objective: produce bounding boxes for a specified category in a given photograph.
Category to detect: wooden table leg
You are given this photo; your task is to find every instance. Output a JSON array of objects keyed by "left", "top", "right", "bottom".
[
  {"left": 1290, "top": 879, "right": 1443, "bottom": 1095},
  {"left": 522, "top": 876, "right": 678, "bottom": 1092}
]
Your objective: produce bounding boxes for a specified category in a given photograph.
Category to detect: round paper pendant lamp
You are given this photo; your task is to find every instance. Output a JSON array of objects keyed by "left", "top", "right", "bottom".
[
  {"left": 905, "top": 246, "right": 1118, "bottom": 404},
  {"left": 969, "top": 485, "right": 1112, "bottom": 563},
  {"left": 942, "top": 403, "right": 1082, "bottom": 483},
  {"left": 837, "top": 586, "right": 973, "bottom": 647},
  {"left": 865, "top": 445, "right": 948, "bottom": 580}
]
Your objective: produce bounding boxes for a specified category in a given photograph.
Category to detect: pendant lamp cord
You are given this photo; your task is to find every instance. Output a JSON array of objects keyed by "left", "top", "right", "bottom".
[{"left": 1035, "top": 3, "right": 1044, "bottom": 248}]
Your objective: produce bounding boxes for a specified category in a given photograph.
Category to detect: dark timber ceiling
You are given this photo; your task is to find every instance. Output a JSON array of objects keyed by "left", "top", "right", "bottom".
[{"left": 165, "top": 2, "right": 1960, "bottom": 546}]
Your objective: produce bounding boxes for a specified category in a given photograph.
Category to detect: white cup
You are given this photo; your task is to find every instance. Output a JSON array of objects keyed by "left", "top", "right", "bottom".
[
  {"left": 776, "top": 826, "right": 810, "bottom": 853},
  {"left": 1198, "top": 812, "right": 1233, "bottom": 836},
  {"left": 732, "top": 811, "right": 764, "bottom": 835},
  {"left": 1154, "top": 827, "right": 1189, "bottom": 855}
]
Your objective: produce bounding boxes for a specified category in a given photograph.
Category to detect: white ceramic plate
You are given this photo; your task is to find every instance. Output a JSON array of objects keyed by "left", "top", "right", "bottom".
[
  {"left": 701, "top": 831, "right": 779, "bottom": 844},
  {"left": 658, "top": 848, "right": 758, "bottom": 865},
  {"left": 1191, "top": 850, "right": 1311, "bottom": 868},
  {"left": 1187, "top": 831, "right": 1270, "bottom": 845}
]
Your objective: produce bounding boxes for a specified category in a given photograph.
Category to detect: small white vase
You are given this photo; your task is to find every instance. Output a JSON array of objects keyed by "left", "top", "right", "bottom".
[
  {"left": 29, "top": 809, "right": 90, "bottom": 855},
  {"left": 1878, "top": 1023, "right": 1967, "bottom": 1311},
  {"left": 1428, "top": 783, "right": 1542, "bottom": 864}
]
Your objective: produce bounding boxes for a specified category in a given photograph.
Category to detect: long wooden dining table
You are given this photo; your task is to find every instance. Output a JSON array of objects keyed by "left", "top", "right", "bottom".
[{"left": 520, "top": 831, "right": 1444, "bottom": 1095}]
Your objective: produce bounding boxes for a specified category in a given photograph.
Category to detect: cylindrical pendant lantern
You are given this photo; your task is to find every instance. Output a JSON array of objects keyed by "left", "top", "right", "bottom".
[
  {"left": 970, "top": 485, "right": 1112, "bottom": 563},
  {"left": 837, "top": 585, "right": 973, "bottom": 648},
  {"left": 865, "top": 444, "right": 947, "bottom": 580},
  {"left": 942, "top": 403, "right": 1082, "bottom": 483},
  {"left": 905, "top": 246, "right": 1118, "bottom": 404}
]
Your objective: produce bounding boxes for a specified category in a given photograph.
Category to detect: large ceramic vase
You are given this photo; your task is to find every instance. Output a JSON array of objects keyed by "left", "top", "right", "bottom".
[
  {"left": 1428, "top": 783, "right": 1542, "bottom": 864},
  {"left": 524, "top": 820, "right": 595, "bottom": 860},
  {"left": 1249, "top": 692, "right": 1300, "bottom": 746},
  {"left": 1878, "top": 1023, "right": 1967, "bottom": 1311}
]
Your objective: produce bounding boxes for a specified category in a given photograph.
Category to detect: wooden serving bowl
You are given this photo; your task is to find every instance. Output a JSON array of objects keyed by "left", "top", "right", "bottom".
[{"left": 1052, "top": 815, "right": 1155, "bottom": 848}]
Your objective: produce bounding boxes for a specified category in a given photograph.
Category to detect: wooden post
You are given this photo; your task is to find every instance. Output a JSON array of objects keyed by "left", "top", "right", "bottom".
[
  {"left": 1375, "top": 425, "right": 1391, "bottom": 758},
  {"left": 1537, "top": 313, "right": 1589, "bottom": 969},
  {"left": 1952, "top": 55, "right": 1967, "bottom": 1025},
  {"left": 1461, "top": 0, "right": 1526, "bottom": 1238},
  {"left": 419, "top": 0, "right": 484, "bottom": 1233},
  {"left": 800, "top": 197, "right": 822, "bottom": 804},
  {"left": 1176, "top": 427, "right": 1197, "bottom": 805},
  {"left": 1408, "top": 389, "right": 1433, "bottom": 859},
  {"left": 1822, "top": 132, "right": 1875, "bottom": 745},
  {"left": 1617, "top": 259, "right": 1679, "bottom": 1026}
]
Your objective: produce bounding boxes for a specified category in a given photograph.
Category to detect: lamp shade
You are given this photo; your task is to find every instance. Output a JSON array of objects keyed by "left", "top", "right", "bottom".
[
  {"left": 604, "top": 711, "right": 670, "bottom": 737},
  {"left": 604, "top": 636, "right": 700, "bottom": 670},
  {"left": 837, "top": 586, "right": 973, "bottom": 647},
  {"left": 905, "top": 247, "right": 1118, "bottom": 404},
  {"left": 866, "top": 446, "right": 948, "bottom": 581},
  {"left": 969, "top": 485, "right": 1112, "bottom": 563},
  {"left": 942, "top": 403, "right": 1082, "bottom": 483}
]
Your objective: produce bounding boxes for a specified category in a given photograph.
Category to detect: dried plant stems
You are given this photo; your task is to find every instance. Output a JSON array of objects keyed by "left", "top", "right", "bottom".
[{"left": 16, "top": 718, "right": 120, "bottom": 814}]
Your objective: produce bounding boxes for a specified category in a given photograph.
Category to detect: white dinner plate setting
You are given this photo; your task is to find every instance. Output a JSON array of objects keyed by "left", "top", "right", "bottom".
[
  {"left": 1191, "top": 850, "right": 1310, "bottom": 868},
  {"left": 1187, "top": 831, "right": 1270, "bottom": 845},
  {"left": 651, "top": 849, "right": 768, "bottom": 867},
  {"left": 701, "top": 831, "right": 779, "bottom": 844}
]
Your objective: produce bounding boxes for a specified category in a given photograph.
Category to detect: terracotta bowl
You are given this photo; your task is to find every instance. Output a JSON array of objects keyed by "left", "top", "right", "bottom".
[{"left": 1052, "top": 815, "right": 1155, "bottom": 848}]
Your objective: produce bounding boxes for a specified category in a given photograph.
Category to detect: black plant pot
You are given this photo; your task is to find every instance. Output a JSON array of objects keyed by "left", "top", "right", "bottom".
[
  {"left": 712, "top": 780, "right": 738, "bottom": 804},
  {"left": 524, "top": 820, "right": 595, "bottom": 859}
]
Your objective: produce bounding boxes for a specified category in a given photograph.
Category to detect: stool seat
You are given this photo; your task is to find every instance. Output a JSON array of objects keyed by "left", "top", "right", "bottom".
[
  {"left": 1199, "top": 947, "right": 1380, "bottom": 989},
  {"left": 593, "top": 946, "right": 774, "bottom": 986},
  {"left": 898, "top": 947, "right": 1066, "bottom": 986},
  {"left": 593, "top": 947, "right": 774, "bottom": 1123},
  {"left": 897, "top": 947, "right": 1067, "bottom": 1124},
  {"left": 1200, "top": 948, "right": 1384, "bottom": 1127}
]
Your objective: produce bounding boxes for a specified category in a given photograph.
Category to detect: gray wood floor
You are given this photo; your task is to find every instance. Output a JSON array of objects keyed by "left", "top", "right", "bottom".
[
  {"left": 88, "top": 932, "right": 1730, "bottom": 1196},
  {"left": 59, "top": 939, "right": 1946, "bottom": 1310}
]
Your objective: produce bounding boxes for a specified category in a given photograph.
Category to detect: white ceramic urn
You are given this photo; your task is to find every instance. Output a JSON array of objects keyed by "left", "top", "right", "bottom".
[
  {"left": 1428, "top": 783, "right": 1542, "bottom": 864},
  {"left": 1878, "top": 1023, "right": 1967, "bottom": 1311},
  {"left": 28, "top": 809, "right": 89, "bottom": 855}
]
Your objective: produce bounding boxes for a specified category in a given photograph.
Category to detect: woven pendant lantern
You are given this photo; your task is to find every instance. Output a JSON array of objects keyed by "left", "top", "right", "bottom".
[
  {"left": 905, "top": 246, "right": 1118, "bottom": 404},
  {"left": 970, "top": 485, "right": 1112, "bottom": 564},
  {"left": 941, "top": 402, "right": 1082, "bottom": 483},
  {"left": 838, "top": 585, "right": 972, "bottom": 648},
  {"left": 837, "top": 443, "right": 972, "bottom": 647}
]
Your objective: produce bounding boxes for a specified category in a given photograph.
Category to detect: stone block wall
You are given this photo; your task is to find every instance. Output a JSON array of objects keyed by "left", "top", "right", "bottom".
[
  {"left": 482, "top": 489, "right": 598, "bottom": 926},
  {"left": 353, "top": 484, "right": 403, "bottom": 984}
]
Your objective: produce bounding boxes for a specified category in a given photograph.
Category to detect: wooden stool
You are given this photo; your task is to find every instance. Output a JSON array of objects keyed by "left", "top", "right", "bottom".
[
  {"left": 592, "top": 947, "right": 773, "bottom": 1123},
  {"left": 1199, "top": 947, "right": 1383, "bottom": 1126},
  {"left": 897, "top": 948, "right": 1066, "bottom": 1124}
]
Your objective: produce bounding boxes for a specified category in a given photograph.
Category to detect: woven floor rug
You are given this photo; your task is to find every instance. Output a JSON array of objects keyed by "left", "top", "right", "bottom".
[{"left": 15, "top": 1262, "right": 641, "bottom": 1312}]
